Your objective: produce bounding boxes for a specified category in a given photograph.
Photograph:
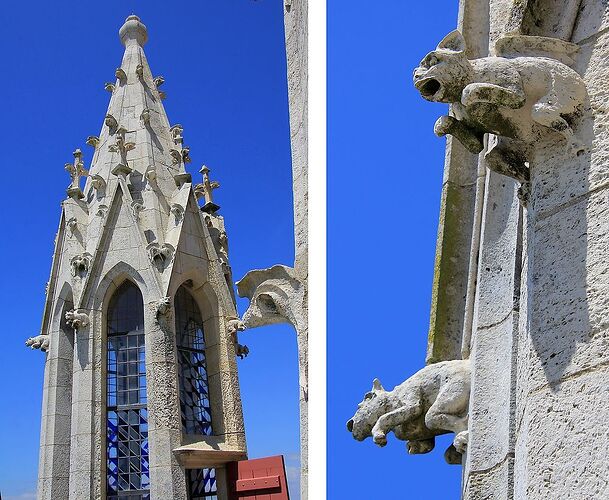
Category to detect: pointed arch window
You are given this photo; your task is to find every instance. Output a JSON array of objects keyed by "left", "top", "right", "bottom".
[
  {"left": 174, "top": 286, "right": 213, "bottom": 435},
  {"left": 175, "top": 286, "right": 217, "bottom": 498},
  {"left": 106, "top": 281, "right": 150, "bottom": 500}
]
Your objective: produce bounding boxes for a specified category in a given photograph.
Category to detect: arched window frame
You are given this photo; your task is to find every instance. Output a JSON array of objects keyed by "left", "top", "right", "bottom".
[
  {"left": 174, "top": 285, "right": 214, "bottom": 436},
  {"left": 173, "top": 283, "right": 219, "bottom": 499},
  {"left": 104, "top": 279, "right": 150, "bottom": 500}
]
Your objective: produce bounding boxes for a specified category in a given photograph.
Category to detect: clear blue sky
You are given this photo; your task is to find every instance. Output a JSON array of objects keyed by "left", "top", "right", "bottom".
[
  {"left": 328, "top": 1, "right": 463, "bottom": 499},
  {"left": 0, "top": 1, "right": 300, "bottom": 499}
]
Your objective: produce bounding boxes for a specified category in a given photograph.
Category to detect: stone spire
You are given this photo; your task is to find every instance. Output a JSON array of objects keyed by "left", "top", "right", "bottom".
[
  {"left": 29, "top": 16, "right": 246, "bottom": 499},
  {"left": 84, "top": 15, "right": 185, "bottom": 203},
  {"left": 64, "top": 13, "right": 204, "bottom": 297}
]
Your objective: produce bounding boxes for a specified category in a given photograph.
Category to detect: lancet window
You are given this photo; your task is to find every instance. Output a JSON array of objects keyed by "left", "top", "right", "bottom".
[
  {"left": 174, "top": 286, "right": 213, "bottom": 435},
  {"left": 106, "top": 281, "right": 150, "bottom": 499},
  {"left": 174, "top": 286, "right": 217, "bottom": 498}
]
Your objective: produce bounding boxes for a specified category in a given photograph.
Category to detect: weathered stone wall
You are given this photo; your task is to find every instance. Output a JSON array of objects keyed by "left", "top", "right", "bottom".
[
  {"left": 512, "top": 2, "right": 609, "bottom": 498},
  {"left": 461, "top": 1, "right": 609, "bottom": 499}
]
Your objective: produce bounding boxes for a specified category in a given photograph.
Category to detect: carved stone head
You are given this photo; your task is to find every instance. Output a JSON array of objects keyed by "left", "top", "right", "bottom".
[
  {"left": 413, "top": 30, "right": 472, "bottom": 103},
  {"left": 236, "top": 265, "right": 303, "bottom": 330},
  {"left": 346, "top": 378, "right": 390, "bottom": 441}
]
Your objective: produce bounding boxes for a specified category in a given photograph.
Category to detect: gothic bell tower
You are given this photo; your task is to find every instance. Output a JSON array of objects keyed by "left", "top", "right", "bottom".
[{"left": 26, "top": 15, "right": 246, "bottom": 500}]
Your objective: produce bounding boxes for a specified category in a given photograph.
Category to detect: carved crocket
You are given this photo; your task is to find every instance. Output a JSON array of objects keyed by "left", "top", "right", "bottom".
[
  {"left": 347, "top": 360, "right": 471, "bottom": 464},
  {"left": 413, "top": 30, "right": 586, "bottom": 183}
]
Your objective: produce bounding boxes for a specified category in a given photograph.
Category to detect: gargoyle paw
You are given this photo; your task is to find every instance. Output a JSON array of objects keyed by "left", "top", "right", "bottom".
[
  {"left": 434, "top": 115, "right": 457, "bottom": 137},
  {"left": 373, "top": 432, "right": 388, "bottom": 447},
  {"left": 453, "top": 430, "right": 469, "bottom": 454}
]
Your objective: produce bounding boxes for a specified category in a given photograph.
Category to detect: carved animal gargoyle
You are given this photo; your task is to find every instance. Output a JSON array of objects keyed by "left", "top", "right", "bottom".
[
  {"left": 226, "top": 318, "right": 249, "bottom": 359},
  {"left": 25, "top": 334, "right": 50, "bottom": 352},
  {"left": 236, "top": 264, "right": 307, "bottom": 398},
  {"left": 236, "top": 265, "right": 305, "bottom": 331},
  {"left": 155, "top": 296, "right": 171, "bottom": 318},
  {"left": 347, "top": 359, "right": 471, "bottom": 465},
  {"left": 70, "top": 253, "right": 93, "bottom": 278},
  {"left": 413, "top": 30, "right": 587, "bottom": 183},
  {"left": 65, "top": 309, "right": 89, "bottom": 329},
  {"left": 146, "top": 242, "right": 174, "bottom": 270}
]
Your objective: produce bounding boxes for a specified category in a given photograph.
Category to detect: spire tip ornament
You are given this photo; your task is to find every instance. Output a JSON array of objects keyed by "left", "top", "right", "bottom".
[{"left": 119, "top": 14, "right": 148, "bottom": 47}]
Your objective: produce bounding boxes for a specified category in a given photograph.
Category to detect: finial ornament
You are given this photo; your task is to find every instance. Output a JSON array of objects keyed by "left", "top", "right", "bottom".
[
  {"left": 195, "top": 165, "right": 221, "bottom": 213},
  {"left": 119, "top": 15, "right": 148, "bottom": 47},
  {"left": 65, "top": 149, "right": 88, "bottom": 200}
]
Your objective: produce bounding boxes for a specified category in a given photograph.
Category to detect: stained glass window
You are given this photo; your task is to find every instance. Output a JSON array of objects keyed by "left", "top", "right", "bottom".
[
  {"left": 186, "top": 468, "right": 217, "bottom": 500},
  {"left": 174, "top": 287, "right": 213, "bottom": 436},
  {"left": 175, "top": 287, "right": 217, "bottom": 498},
  {"left": 106, "top": 281, "right": 150, "bottom": 500}
]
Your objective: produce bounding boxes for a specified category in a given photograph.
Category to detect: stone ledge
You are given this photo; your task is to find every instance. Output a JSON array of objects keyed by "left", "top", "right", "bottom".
[{"left": 173, "top": 437, "right": 246, "bottom": 468}]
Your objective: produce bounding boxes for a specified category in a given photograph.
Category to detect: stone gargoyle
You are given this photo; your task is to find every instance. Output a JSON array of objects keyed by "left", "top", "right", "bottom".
[
  {"left": 236, "top": 264, "right": 307, "bottom": 398},
  {"left": 70, "top": 253, "right": 93, "bottom": 278},
  {"left": 413, "top": 30, "right": 587, "bottom": 183},
  {"left": 25, "top": 334, "right": 50, "bottom": 352},
  {"left": 65, "top": 309, "right": 89, "bottom": 329},
  {"left": 236, "top": 265, "right": 305, "bottom": 330},
  {"left": 155, "top": 296, "right": 171, "bottom": 318},
  {"left": 226, "top": 318, "right": 249, "bottom": 359},
  {"left": 347, "top": 359, "right": 471, "bottom": 465}
]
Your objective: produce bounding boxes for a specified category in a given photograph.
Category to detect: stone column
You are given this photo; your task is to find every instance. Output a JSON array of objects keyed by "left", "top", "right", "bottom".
[
  {"left": 464, "top": 172, "right": 522, "bottom": 499},
  {"left": 145, "top": 301, "right": 188, "bottom": 500},
  {"left": 37, "top": 297, "right": 75, "bottom": 500},
  {"left": 428, "top": 0, "right": 489, "bottom": 364},
  {"left": 284, "top": 1, "right": 309, "bottom": 495},
  {"left": 68, "top": 314, "right": 98, "bottom": 499}
]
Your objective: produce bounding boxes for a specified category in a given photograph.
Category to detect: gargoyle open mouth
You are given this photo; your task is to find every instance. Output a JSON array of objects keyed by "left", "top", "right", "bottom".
[{"left": 416, "top": 78, "right": 442, "bottom": 98}]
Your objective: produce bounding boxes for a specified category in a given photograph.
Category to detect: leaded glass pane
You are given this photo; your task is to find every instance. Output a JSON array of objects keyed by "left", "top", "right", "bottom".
[
  {"left": 186, "top": 468, "right": 217, "bottom": 500},
  {"left": 175, "top": 287, "right": 213, "bottom": 436},
  {"left": 107, "top": 281, "right": 149, "bottom": 500}
]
